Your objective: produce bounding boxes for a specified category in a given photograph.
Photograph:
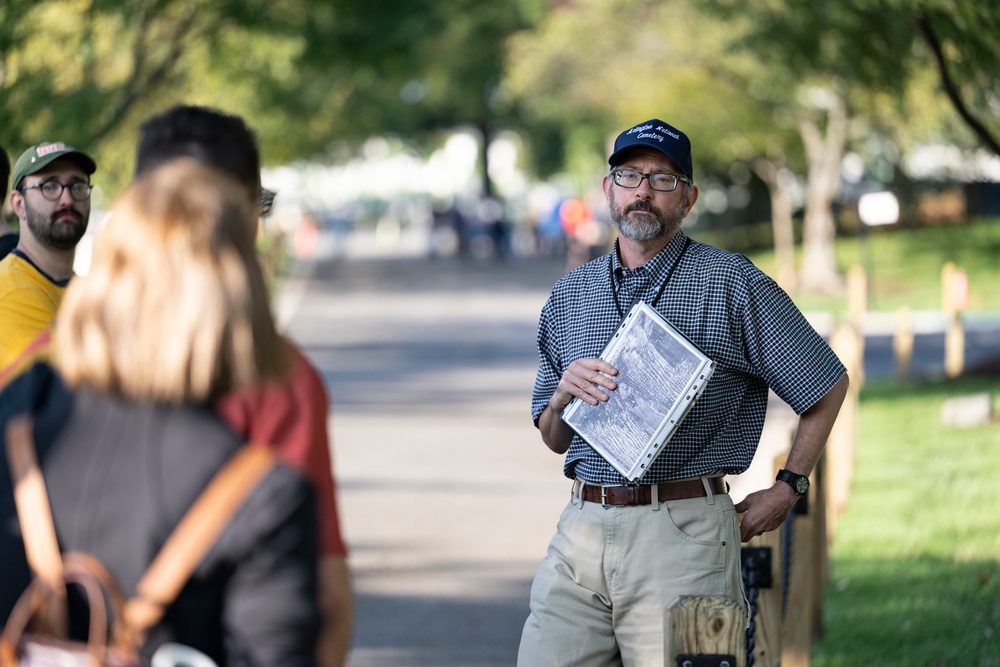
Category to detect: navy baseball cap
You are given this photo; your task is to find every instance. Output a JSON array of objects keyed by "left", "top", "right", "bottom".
[{"left": 608, "top": 119, "right": 693, "bottom": 181}]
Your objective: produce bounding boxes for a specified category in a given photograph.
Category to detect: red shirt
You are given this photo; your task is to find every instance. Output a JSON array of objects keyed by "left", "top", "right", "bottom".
[
  {"left": 216, "top": 342, "right": 347, "bottom": 556},
  {"left": 2, "top": 332, "right": 347, "bottom": 557}
]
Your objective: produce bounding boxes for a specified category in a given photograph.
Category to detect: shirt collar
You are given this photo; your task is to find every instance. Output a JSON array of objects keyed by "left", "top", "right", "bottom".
[
  {"left": 11, "top": 248, "right": 73, "bottom": 287},
  {"left": 612, "top": 229, "right": 689, "bottom": 282}
]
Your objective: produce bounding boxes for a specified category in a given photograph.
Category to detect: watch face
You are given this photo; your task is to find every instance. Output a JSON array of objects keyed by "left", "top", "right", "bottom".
[{"left": 795, "top": 477, "right": 809, "bottom": 495}]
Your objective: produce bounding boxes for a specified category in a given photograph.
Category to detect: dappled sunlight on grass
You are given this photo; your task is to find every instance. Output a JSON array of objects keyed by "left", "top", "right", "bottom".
[
  {"left": 741, "top": 217, "right": 1000, "bottom": 314},
  {"left": 818, "top": 555, "right": 999, "bottom": 666},
  {"left": 813, "top": 375, "right": 1000, "bottom": 665}
]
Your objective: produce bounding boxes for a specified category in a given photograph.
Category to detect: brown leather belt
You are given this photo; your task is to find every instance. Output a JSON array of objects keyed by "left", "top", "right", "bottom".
[{"left": 575, "top": 478, "right": 727, "bottom": 506}]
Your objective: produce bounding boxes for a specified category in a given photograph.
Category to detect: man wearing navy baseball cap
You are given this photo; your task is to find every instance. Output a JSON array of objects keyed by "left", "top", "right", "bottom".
[
  {"left": 0, "top": 142, "right": 97, "bottom": 369},
  {"left": 519, "top": 119, "right": 849, "bottom": 665}
]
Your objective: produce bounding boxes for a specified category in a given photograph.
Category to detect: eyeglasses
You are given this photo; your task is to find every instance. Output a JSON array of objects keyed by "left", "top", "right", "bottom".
[
  {"left": 612, "top": 168, "right": 691, "bottom": 193},
  {"left": 259, "top": 188, "right": 277, "bottom": 217},
  {"left": 20, "top": 180, "right": 93, "bottom": 202}
]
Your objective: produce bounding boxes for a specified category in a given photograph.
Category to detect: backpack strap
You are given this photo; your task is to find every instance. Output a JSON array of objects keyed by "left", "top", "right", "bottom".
[
  {"left": 5, "top": 413, "right": 278, "bottom": 643},
  {"left": 123, "top": 444, "right": 277, "bottom": 639},
  {"left": 3, "top": 414, "right": 68, "bottom": 637}
]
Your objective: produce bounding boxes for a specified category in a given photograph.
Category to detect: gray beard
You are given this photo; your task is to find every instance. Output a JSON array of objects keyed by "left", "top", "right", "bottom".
[{"left": 609, "top": 189, "right": 685, "bottom": 243}]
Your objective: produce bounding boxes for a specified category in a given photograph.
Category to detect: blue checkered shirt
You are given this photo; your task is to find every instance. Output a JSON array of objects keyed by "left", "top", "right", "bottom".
[{"left": 531, "top": 230, "right": 847, "bottom": 485}]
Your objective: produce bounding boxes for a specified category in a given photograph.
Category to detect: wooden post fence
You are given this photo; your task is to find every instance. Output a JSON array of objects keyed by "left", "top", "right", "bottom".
[
  {"left": 826, "top": 319, "right": 861, "bottom": 532},
  {"left": 893, "top": 306, "right": 914, "bottom": 382},
  {"left": 941, "top": 261, "right": 967, "bottom": 378},
  {"left": 780, "top": 452, "right": 827, "bottom": 667},
  {"left": 666, "top": 596, "right": 747, "bottom": 667}
]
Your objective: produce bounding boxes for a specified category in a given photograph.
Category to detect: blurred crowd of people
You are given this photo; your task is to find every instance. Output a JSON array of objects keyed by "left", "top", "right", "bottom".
[{"left": 0, "top": 107, "right": 352, "bottom": 667}]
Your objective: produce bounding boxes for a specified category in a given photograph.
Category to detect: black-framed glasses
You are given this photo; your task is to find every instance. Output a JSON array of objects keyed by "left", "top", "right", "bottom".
[
  {"left": 259, "top": 188, "right": 277, "bottom": 217},
  {"left": 20, "top": 180, "right": 93, "bottom": 202},
  {"left": 611, "top": 168, "right": 691, "bottom": 192}
]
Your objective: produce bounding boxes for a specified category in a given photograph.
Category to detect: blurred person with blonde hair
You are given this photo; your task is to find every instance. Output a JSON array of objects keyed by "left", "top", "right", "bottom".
[{"left": 0, "top": 158, "right": 321, "bottom": 666}]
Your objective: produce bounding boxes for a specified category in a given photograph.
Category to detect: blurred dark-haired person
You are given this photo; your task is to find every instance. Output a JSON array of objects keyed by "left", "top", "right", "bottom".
[
  {"left": 0, "top": 145, "right": 17, "bottom": 258},
  {"left": 0, "top": 111, "right": 354, "bottom": 667},
  {"left": 0, "top": 159, "right": 320, "bottom": 666},
  {"left": 0, "top": 143, "right": 96, "bottom": 369},
  {"left": 136, "top": 104, "right": 354, "bottom": 667}
]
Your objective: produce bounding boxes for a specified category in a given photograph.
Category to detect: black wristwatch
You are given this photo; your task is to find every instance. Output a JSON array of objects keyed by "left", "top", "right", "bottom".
[{"left": 776, "top": 469, "right": 810, "bottom": 496}]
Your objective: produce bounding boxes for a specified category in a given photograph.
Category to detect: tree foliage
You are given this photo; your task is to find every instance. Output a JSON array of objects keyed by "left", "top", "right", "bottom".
[
  {"left": 1, "top": 0, "right": 995, "bottom": 256},
  {"left": 0, "top": 0, "right": 538, "bottom": 197},
  {"left": 911, "top": 2, "right": 1000, "bottom": 154}
]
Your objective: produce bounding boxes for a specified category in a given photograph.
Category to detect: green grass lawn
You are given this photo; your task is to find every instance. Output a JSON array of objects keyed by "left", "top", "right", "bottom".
[
  {"left": 812, "top": 376, "right": 1000, "bottom": 666},
  {"left": 739, "top": 217, "right": 1000, "bottom": 315},
  {"left": 727, "top": 219, "right": 1000, "bottom": 663}
]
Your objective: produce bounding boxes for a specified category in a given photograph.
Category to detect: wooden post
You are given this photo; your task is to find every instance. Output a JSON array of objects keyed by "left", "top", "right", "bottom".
[
  {"left": 941, "top": 262, "right": 966, "bottom": 378},
  {"left": 893, "top": 306, "right": 914, "bottom": 382},
  {"left": 830, "top": 320, "right": 864, "bottom": 392},
  {"left": 666, "top": 596, "right": 747, "bottom": 667},
  {"left": 825, "top": 321, "right": 861, "bottom": 529},
  {"left": 945, "top": 315, "right": 965, "bottom": 378},
  {"left": 846, "top": 265, "right": 867, "bottom": 329},
  {"left": 810, "top": 455, "right": 828, "bottom": 639},
  {"left": 780, "top": 454, "right": 827, "bottom": 667},
  {"left": 743, "top": 528, "right": 783, "bottom": 667},
  {"left": 941, "top": 261, "right": 956, "bottom": 316},
  {"left": 823, "top": 378, "right": 857, "bottom": 537}
]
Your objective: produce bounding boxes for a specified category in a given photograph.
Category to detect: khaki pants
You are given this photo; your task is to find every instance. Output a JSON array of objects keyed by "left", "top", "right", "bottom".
[{"left": 517, "top": 481, "right": 746, "bottom": 667}]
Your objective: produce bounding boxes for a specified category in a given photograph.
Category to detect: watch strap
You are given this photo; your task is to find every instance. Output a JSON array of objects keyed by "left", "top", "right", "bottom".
[{"left": 776, "top": 468, "right": 809, "bottom": 495}]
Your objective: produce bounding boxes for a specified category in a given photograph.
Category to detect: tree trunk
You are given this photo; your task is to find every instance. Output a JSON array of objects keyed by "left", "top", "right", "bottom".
[
  {"left": 478, "top": 119, "right": 493, "bottom": 199},
  {"left": 915, "top": 12, "right": 1000, "bottom": 157},
  {"left": 797, "top": 91, "right": 848, "bottom": 294},
  {"left": 753, "top": 158, "right": 797, "bottom": 293}
]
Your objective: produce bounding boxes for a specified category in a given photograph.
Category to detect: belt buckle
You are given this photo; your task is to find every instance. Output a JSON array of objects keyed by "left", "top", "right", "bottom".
[{"left": 601, "top": 485, "right": 608, "bottom": 508}]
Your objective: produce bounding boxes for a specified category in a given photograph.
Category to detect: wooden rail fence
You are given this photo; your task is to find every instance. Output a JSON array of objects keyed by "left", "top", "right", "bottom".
[{"left": 664, "top": 261, "right": 969, "bottom": 665}]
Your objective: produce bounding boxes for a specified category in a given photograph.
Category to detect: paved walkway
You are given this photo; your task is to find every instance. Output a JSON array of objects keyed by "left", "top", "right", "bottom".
[
  {"left": 275, "top": 253, "right": 998, "bottom": 666},
  {"left": 279, "top": 256, "right": 573, "bottom": 666}
]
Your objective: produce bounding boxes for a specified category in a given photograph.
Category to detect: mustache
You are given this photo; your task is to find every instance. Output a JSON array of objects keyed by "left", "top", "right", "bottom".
[
  {"left": 53, "top": 209, "right": 85, "bottom": 224},
  {"left": 624, "top": 200, "right": 661, "bottom": 216}
]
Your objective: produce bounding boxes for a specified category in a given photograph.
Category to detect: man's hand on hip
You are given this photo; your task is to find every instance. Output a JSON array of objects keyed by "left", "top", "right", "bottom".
[{"left": 735, "top": 483, "right": 800, "bottom": 542}]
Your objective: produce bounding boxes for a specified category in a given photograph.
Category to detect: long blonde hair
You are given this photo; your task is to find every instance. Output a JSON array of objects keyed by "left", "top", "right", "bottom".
[{"left": 54, "top": 159, "right": 288, "bottom": 403}]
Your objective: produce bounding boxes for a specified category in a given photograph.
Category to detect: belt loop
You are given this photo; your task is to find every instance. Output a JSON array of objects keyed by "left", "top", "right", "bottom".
[
  {"left": 701, "top": 476, "right": 716, "bottom": 505},
  {"left": 651, "top": 482, "right": 660, "bottom": 511},
  {"left": 601, "top": 485, "right": 608, "bottom": 508},
  {"left": 574, "top": 479, "right": 585, "bottom": 510}
]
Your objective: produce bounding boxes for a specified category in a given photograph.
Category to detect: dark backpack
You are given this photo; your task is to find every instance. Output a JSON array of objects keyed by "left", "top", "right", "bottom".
[{"left": 0, "top": 414, "right": 276, "bottom": 667}]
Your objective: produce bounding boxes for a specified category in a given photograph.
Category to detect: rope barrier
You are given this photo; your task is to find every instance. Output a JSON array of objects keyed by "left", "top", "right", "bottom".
[
  {"left": 741, "top": 551, "right": 761, "bottom": 667},
  {"left": 781, "top": 517, "right": 794, "bottom": 620}
]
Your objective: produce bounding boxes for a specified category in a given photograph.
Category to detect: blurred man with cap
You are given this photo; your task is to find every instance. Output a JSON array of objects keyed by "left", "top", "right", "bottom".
[
  {"left": 518, "top": 119, "right": 849, "bottom": 665},
  {"left": 0, "top": 142, "right": 96, "bottom": 368}
]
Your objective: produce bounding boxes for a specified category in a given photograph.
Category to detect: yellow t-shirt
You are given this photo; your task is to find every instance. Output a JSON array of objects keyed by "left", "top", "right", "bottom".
[{"left": 0, "top": 251, "right": 68, "bottom": 370}]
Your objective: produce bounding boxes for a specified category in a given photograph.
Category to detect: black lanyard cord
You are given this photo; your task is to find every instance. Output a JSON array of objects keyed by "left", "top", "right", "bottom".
[{"left": 610, "top": 236, "right": 691, "bottom": 319}]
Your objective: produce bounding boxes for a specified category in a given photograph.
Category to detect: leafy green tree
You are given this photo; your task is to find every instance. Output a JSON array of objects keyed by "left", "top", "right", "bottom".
[
  {"left": 287, "top": 0, "right": 540, "bottom": 197},
  {"left": 911, "top": 1, "right": 1000, "bottom": 155},
  {"left": 0, "top": 0, "right": 306, "bottom": 195},
  {"left": 507, "top": 0, "right": 997, "bottom": 293},
  {"left": 703, "top": 0, "right": 924, "bottom": 293},
  {"left": 504, "top": 0, "right": 813, "bottom": 289},
  {"left": 1, "top": 0, "right": 539, "bottom": 199}
]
